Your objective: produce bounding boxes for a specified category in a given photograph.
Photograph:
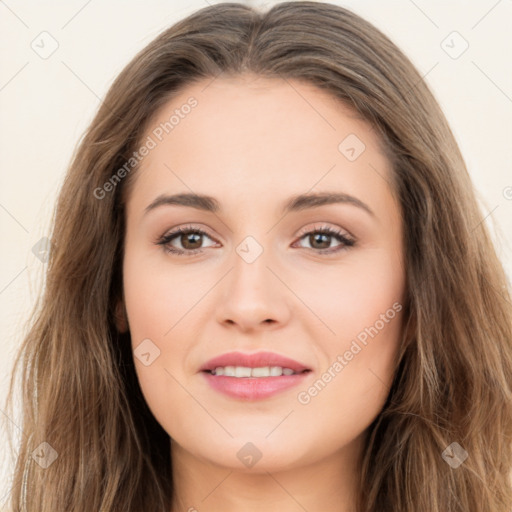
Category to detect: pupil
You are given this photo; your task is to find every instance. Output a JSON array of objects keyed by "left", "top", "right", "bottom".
[
  {"left": 311, "top": 233, "right": 330, "bottom": 249},
  {"left": 183, "top": 233, "right": 201, "bottom": 249}
]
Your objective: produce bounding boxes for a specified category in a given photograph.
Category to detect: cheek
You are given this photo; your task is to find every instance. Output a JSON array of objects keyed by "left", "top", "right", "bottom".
[
  {"left": 122, "top": 247, "right": 204, "bottom": 341},
  {"left": 122, "top": 245, "right": 217, "bottom": 420},
  {"left": 122, "top": 250, "right": 198, "bottom": 438},
  {"left": 292, "top": 299, "right": 403, "bottom": 458},
  {"left": 291, "top": 244, "right": 404, "bottom": 346},
  {"left": 289, "top": 247, "right": 404, "bottom": 429}
]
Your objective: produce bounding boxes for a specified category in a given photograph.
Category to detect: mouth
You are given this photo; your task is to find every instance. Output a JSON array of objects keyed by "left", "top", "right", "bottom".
[
  {"left": 199, "top": 350, "right": 311, "bottom": 374},
  {"left": 199, "top": 351, "right": 313, "bottom": 400},
  {"left": 202, "top": 366, "right": 311, "bottom": 377}
]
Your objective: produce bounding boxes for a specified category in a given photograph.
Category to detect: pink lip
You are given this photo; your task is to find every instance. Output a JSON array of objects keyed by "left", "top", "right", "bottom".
[
  {"left": 199, "top": 351, "right": 310, "bottom": 373},
  {"left": 201, "top": 372, "right": 310, "bottom": 400},
  {"left": 199, "top": 351, "right": 312, "bottom": 401}
]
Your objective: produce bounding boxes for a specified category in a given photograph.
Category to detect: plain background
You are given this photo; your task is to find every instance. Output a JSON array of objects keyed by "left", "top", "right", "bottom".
[{"left": 1, "top": 0, "right": 511, "bottom": 507}]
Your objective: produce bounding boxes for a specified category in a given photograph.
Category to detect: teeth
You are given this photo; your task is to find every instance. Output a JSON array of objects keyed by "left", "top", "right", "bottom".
[
  {"left": 210, "top": 366, "right": 299, "bottom": 377},
  {"left": 270, "top": 366, "right": 282, "bottom": 377},
  {"left": 235, "top": 366, "right": 251, "bottom": 377}
]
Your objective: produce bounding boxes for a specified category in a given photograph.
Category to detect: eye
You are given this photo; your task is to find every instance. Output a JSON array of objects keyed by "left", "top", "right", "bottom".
[
  {"left": 155, "top": 223, "right": 356, "bottom": 256},
  {"left": 156, "top": 224, "right": 218, "bottom": 256},
  {"left": 292, "top": 223, "right": 355, "bottom": 254}
]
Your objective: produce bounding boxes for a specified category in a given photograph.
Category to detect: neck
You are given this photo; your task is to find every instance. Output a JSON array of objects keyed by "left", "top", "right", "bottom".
[{"left": 169, "top": 434, "right": 364, "bottom": 512}]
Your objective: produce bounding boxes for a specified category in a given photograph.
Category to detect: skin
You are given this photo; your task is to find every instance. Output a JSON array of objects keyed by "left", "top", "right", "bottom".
[{"left": 117, "top": 73, "right": 406, "bottom": 512}]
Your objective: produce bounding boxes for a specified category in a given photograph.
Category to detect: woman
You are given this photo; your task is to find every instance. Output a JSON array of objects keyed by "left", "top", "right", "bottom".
[{"left": 4, "top": 1, "right": 512, "bottom": 510}]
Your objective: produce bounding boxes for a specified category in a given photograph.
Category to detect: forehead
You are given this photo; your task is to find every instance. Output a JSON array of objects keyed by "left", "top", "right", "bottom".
[{"left": 127, "top": 74, "right": 396, "bottom": 219}]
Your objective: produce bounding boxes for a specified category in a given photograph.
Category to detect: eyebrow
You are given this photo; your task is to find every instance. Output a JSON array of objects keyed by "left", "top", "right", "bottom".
[{"left": 144, "top": 191, "right": 375, "bottom": 217}]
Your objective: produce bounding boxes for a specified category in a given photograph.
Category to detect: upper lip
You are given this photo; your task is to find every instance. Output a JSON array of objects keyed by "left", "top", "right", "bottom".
[{"left": 199, "top": 351, "right": 311, "bottom": 373}]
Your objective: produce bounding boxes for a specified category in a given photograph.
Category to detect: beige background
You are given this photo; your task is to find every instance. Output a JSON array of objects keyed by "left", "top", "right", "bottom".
[{"left": 1, "top": 0, "right": 511, "bottom": 507}]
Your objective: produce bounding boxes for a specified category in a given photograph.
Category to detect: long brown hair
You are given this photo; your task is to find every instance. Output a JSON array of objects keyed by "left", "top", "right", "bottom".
[{"left": 4, "top": 2, "right": 512, "bottom": 510}]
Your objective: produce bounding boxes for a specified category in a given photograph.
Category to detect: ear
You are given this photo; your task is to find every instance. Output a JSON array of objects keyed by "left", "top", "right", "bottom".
[{"left": 114, "top": 297, "right": 129, "bottom": 333}]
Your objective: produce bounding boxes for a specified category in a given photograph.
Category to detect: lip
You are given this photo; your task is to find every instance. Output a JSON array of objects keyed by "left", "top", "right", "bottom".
[
  {"left": 201, "top": 372, "right": 310, "bottom": 400},
  {"left": 199, "top": 351, "right": 312, "bottom": 401},
  {"left": 199, "top": 350, "right": 311, "bottom": 373}
]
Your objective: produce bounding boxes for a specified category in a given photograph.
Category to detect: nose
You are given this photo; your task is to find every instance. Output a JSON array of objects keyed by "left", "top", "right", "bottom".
[{"left": 214, "top": 247, "right": 291, "bottom": 332}]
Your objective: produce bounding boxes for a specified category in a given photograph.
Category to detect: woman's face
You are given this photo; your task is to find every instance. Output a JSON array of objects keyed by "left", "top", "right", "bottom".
[{"left": 120, "top": 74, "right": 405, "bottom": 472}]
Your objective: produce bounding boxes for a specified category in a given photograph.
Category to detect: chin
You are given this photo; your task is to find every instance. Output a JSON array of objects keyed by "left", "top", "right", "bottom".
[{"left": 179, "top": 434, "right": 312, "bottom": 472}]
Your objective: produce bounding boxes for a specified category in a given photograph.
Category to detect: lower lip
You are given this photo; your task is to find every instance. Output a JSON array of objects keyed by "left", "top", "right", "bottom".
[{"left": 201, "top": 371, "right": 311, "bottom": 400}]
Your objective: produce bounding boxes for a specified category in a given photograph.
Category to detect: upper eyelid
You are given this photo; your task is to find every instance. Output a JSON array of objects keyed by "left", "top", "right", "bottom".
[
  {"left": 161, "top": 223, "right": 353, "bottom": 238},
  {"left": 296, "top": 223, "right": 354, "bottom": 239}
]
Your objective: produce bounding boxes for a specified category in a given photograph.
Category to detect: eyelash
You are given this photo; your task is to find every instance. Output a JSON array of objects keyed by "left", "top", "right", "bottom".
[{"left": 155, "top": 223, "right": 356, "bottom": 257}]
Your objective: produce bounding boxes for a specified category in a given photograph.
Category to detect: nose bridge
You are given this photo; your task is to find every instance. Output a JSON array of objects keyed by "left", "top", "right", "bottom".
[
  {"left": 225, "top": 201, "right": 290, "bottom": 289},
  {"left": 230, "top": 232, "right": 273, "bottom": 297},
  {"left": 215, "top": 230, "right": 290, "bottom": 327}
]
